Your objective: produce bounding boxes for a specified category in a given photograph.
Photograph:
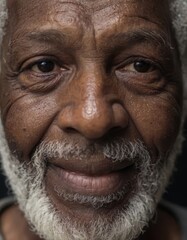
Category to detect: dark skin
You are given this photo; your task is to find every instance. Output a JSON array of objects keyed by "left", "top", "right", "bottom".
[
  {"left": 0, "top": 206, "right": 42, "bottom": 240},
  {"left": 0, "top": 0, "right": 183, "bottom": 239}
]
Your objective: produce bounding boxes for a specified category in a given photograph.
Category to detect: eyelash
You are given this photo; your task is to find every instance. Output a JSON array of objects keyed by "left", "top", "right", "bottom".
[
  {"left": 116, "top": 56, "right": 163, "bottom": 73},
  {"left": 20, "top": 57, "right": 59, "bottom": 73},
  {"left": 20, "top": 55, "right": 161, "bottom": 67}
]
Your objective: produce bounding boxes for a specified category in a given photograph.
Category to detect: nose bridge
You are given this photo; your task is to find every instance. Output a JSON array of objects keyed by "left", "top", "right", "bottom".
[
  {"left": 57, "top": 61, "right": 129, "bottom": 139},
  {"left": 79, "top": 62, "right": 108, "bottom": 120}
]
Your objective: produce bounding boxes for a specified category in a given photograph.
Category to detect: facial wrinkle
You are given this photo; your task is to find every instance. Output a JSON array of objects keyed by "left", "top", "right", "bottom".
[
  {"left": 78, "top": 0, "right": 137, "bottom": 13},
  {"left": 53, "top": 1, "right": 91, "bottom": 29},
  {"left": 91, "top": 3, "right": 121, "bottom": 38}
]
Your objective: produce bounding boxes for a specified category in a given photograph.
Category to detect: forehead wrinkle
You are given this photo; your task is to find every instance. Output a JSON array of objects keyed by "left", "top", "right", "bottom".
[
  {"left": 90, "top": 2, "right": 171, "bottom": 50},
  {"left": 24, "top": 29, "right": 81, "bottom": 49},
  {"left": 52, "top": 1, "right": 91, "bottom": 23},
  {"left": 90, "top": 3, "right": 122, "bottom": 52},
  {"left": 78, "top": 0, "right": 138, "bottom": 12}
]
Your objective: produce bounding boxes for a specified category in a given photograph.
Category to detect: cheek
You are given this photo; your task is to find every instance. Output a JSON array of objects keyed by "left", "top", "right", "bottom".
[
  {"left": 128, "top": 95, "right": 182, "bottom": 157},
  {"left": 3, "top": 95, "right": 58, "bottom": 159}
]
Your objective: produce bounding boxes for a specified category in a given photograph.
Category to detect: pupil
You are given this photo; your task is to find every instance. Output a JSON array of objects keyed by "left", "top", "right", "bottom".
[
  {"left": 38, "top": 61, "right": 55, "bottom": 73},
  {"left": 134, "top": 61, "right": 151, "bottom": 73}
]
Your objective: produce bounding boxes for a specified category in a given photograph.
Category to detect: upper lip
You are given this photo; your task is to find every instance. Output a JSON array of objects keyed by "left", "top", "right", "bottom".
[{"left": 47, "top": 156, "right": 135, "bottom": 176}]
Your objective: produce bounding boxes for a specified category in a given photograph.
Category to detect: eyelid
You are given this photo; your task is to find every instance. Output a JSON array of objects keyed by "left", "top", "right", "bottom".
[
  {"left": 19, "top": 56, "right": 61, "bottom": 73},
  {"left": 116, "top": 56, "right": 163, "bottom": 73}
]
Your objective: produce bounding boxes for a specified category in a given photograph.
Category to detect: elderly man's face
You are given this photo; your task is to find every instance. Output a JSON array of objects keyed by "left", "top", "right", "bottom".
[{"left": 0, "top": 0, "right": 183, "bottom": 239}]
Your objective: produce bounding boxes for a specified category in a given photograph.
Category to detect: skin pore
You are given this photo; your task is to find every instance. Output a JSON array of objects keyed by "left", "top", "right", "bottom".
[{"left": 0, "top": 0, "right": 183, "bottom": 239}]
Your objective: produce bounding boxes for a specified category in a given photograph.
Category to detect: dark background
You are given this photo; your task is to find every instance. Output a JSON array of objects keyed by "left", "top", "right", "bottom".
[
  {"left": 163, "top": 120, "right": 187, "bottom": 207},
  {"left": 0, "top": 122, "right": 187, "bottom": 207}
]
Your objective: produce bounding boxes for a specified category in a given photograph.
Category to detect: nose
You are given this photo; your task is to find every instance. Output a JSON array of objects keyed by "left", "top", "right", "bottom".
[{"left": 57, "top": 66, "right": 129, "bottom": 139}]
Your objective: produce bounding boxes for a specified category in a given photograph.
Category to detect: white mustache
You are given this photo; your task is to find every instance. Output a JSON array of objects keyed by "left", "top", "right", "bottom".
[{"left": 33, "top": 139, "right": 150, "bottom": 164}]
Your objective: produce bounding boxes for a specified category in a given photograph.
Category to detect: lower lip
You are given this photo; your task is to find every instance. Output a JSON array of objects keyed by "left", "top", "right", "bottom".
[{"left": 47, "top": 165, "right": 135, "bottom": 196}]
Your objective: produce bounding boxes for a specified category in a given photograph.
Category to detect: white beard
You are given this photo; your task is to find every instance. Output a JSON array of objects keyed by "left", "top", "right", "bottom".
[{"left": 0, "top": 119, "right": 184, "bottom": 240}]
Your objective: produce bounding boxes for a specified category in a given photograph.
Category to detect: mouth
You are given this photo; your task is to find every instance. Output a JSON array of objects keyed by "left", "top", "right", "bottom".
[{"left": 46, "top": 161, "right": 136, "bottom": 197}]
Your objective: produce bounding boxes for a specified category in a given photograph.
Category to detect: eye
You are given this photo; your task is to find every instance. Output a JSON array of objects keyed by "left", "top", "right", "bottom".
[
  {"left": 133, "top": 61, "right": 153, "bottom": 73},
  {"left": 31, "top": 59, "right": 58, "bottom": 73},
  {"left": 120, "top": 60, "right": 157, "bottom": 73},
  {"left": 18, "top": 57, "right": 71, "bottom": 92}
]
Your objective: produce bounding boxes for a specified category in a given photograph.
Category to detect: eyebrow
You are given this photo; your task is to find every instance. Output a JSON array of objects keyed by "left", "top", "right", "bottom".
[
  {"left": 16, "top": 28, "right": 174, "bottom": 55},
  {"left": 107, "top": 29, "right": 174, "bottom": 52},
  {"left": 24, "top": 29, "right": 81, "bottom": 49}
]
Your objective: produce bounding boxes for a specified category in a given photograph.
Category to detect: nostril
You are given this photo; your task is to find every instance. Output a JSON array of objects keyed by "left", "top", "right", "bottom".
[
  {"left": 105, "top": 126, "right": 124, "bottom": 137},
  {"left": 56, "top": 99, "right": 129, "bottom": 139},
  {"left": 113, "top": 126, "right": 123, "bottom": 132},
  {"left": 65, "top": 127, "right": 77, "bottom": 134}
]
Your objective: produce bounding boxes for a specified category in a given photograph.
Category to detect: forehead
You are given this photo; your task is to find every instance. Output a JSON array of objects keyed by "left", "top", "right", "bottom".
[
  {"left": 3, "top": 0, "right": 175, "bottom": 62},
  {"left": 7, "top": 0, "right": 171, "bottom": 34}
]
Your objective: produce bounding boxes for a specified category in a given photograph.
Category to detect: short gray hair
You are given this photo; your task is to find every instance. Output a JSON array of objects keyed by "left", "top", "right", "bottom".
[{"left": 0, "top": 0, "right": 7, "bottom": 48}]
